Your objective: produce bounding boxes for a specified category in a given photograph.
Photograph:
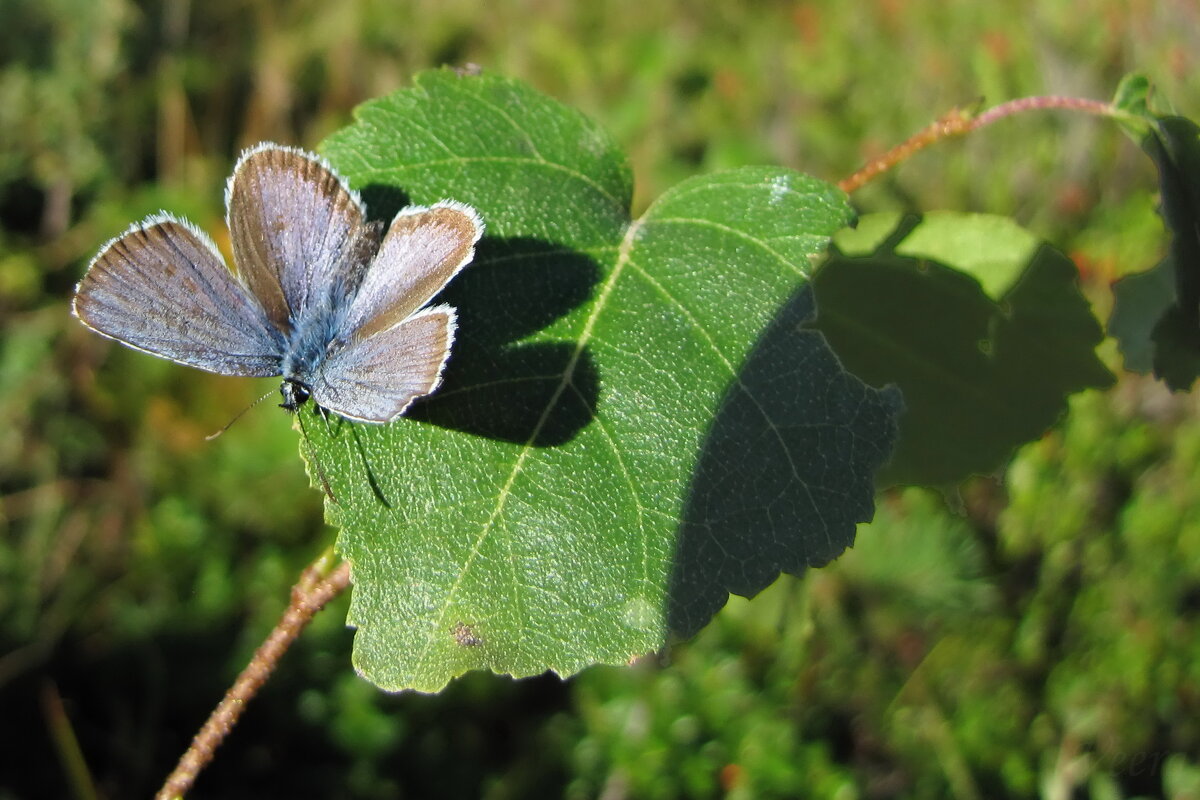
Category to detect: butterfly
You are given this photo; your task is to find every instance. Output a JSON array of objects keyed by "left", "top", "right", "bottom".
[{"left": 72, "top": 142, "right": 483, "bottom": 423}]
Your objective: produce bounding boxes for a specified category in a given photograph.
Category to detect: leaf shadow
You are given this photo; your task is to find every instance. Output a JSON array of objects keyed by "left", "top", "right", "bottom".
[
  {"left": 666, "top": 285, "right": 902, "bottom": 638},
  {"left": 348, "top": 423, "right": 390, "bottom": 507},
  {"left": 406, "top": 235, "right": 601, "bottom": 446}
]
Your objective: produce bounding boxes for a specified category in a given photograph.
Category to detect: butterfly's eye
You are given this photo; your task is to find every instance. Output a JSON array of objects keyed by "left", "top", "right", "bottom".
[{"left": 279, "top": 378, "right": 311, "bottom": 411}]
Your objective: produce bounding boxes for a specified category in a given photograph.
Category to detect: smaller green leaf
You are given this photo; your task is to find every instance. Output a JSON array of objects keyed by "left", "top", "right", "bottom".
[
  {"left": 810, "top": 212, "right": 1113, "bottom": 486},
  {"left": 832, "top": 211, "right": 903, "bottom": 255},
  {"left": 1148, "top": 117, "right": 1200, "bottom": 325},
  {"left": 1110, "top": 73, "right": 1155, "bottom": 141},
  {"left": 894, "top": 212, "right": 1039, "bottom": 299},
  {"left": 1150, "top": 303, "right": 1200, "bottom": 391}
]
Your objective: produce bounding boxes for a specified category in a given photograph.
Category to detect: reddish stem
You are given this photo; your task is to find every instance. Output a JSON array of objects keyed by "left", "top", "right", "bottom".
[
  {"left": 837, "top": 95, "right": 1115, "bottom": 194},
  {"left": 156, "top": 555, "right": 352, "bottom": 800}
]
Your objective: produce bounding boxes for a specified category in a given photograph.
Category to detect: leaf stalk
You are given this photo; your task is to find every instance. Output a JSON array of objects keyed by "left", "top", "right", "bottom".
[
  {"left": 156, "top": 551, "right": 351, "bottom": 800},
  {"left": 837, "top": 95, "right": 1115, "bottom": 194}
]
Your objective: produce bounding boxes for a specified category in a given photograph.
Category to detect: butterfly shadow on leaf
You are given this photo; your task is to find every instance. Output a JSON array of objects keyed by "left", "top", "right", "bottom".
[
  {"left": 303, "top": 185, "right": 603, "bottom": 508},
  {"left": 298, "top": 233, "right": 602, "bottom": 509}
]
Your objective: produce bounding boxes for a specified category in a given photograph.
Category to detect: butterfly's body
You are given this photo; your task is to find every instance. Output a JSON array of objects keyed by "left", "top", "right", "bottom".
[
  {"left": 281, "top": 297, "right": 346, "bottom": 386},
  {"left": 278, "top": 292, "right": 357, "bottom": 412},
  {"left": 73, "top": 143, "right": 483, "bottom": 423}
]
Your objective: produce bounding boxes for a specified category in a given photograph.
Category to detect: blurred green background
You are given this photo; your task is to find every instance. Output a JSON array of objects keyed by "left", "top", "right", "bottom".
[{"left": 3, "top": 0, "right": 1200, "bottom": 797}]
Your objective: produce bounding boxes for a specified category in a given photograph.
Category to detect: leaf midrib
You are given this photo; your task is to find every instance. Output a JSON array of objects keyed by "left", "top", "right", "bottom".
[
  {"left": 419, "top": 180, "right": 846, "bottom": 657},
  {"left": 418, "top": 213, "right": 644, "bottom": 664}
]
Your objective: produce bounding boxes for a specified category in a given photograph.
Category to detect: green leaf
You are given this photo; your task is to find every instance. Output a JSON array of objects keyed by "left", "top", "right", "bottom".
[
  {"left": 317, "top": 69, "right": 899, "bottom": 691},
  {"left": 1109, "top": 110, "right": 1200, "bottom": 391},
  {"left": 810, "top": 212, "right": 1113, "bottom": 486},
  {"left": 1149, "top": 118, "right": 1200, "bottom": 322}
]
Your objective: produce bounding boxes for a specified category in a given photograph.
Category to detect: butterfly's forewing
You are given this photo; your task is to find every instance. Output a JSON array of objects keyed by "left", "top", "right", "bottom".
[
  {"left": 312, "top": 307, "right": 456, "bottom": 422},
  {"left": 227, "top": 143, "right": 379, "bottom": 333},
  {"left": 342, "top": 201, "right": 483, "bottom": 342},
  {"left": 73, "top": 215, "right": 284, "bottom": 377}
]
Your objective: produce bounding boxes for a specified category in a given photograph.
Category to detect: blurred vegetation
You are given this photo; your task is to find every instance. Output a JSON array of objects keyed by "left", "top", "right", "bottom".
[{"left": 2, "top": 0, "right": 1199, "bottom": 797}]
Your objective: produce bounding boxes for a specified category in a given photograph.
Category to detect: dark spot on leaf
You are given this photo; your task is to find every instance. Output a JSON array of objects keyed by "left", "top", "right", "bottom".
[{"left": 453, "top": 622, "right": 483, "bottom": 647}]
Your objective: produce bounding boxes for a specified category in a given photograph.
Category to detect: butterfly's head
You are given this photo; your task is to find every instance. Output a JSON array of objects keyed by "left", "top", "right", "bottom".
[{"left": 279, "top": 378, "right": 312, "bottom": 412}]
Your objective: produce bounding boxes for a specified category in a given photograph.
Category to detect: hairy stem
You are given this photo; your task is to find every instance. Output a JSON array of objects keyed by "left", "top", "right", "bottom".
[
  {"left": 156, "top": 551, "right": 352, "bottom": 800},
  {"left": 837, "top": 95, "right": 1115, "bottom": 194}
]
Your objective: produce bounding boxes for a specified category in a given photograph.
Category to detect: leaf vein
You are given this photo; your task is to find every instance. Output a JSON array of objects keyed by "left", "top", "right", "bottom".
[
  {"left": 623, "top": 257, "right": 831, "bottom": 541},
  {"left": 424, "top": 218, "right": 638, "bottom": 648},
  {"left": 642, "top": 217, "right": 808, "bottom": 277},
  {"left": 356, "top": 157, "right": 625, "bottom": 214}
]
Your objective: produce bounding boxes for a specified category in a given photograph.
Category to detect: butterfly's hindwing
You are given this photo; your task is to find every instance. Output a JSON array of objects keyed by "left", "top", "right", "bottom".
[{"left": 312, "top": 307, "right": 457, "bottom": 422}]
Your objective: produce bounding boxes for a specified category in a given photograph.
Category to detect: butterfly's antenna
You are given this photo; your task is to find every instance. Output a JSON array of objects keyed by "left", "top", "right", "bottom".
[
  {"left": 296, "top": 409, "right": 338, "bottom": 503},
  {"left": 205, "top": 387, "right": 278, "bottom": 441}
]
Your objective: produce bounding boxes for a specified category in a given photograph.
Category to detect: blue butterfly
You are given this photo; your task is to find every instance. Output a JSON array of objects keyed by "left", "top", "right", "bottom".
[{"left": 73, "top": 143, "right": 483, "bottom": 422}]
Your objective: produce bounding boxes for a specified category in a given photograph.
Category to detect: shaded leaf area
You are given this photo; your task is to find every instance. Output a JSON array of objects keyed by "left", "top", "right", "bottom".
[
  {"left": 809, "top": 213, "right": 1113, "bottom": 487},
  {"left": 315, "top": 69, "right": 898, "bottom": 691},
  {"left": 1110, "top": 113, "right": 1200, "bottom": 390},
  {"left": 668, "top": 285, "right": 901, "bottom": 637}
]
